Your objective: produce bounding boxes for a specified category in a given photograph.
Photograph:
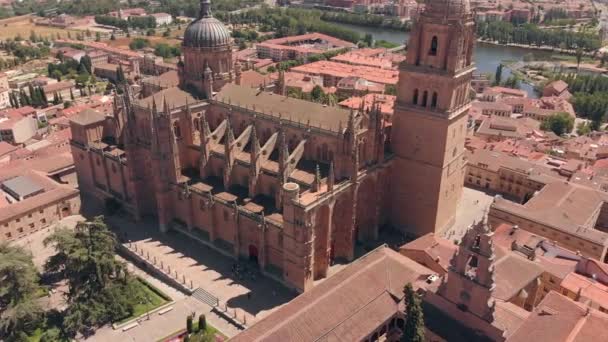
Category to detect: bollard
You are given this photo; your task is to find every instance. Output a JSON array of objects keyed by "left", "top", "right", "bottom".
[
  {"left": 175, "top": 270, "right": 178, "bottom": 278},
  {"left": 190, "top": 280, "right": 193, "bottom": 288},
  {"left": 161, "top": 261, "right": 164, "bottom": 269},
  {"left": 168, "top": 265, "right": 171, "bottom": 273},
  {"left": 182, "top": 275, "right": 186, "bottom": 284},
  {"left": 146, "top": 251, "right": 149, "bottom": 259}
]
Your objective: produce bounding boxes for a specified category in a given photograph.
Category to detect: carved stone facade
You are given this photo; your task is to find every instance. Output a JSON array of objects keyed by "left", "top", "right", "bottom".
[{"left": 70, "top": 0, "right": 474, "bottom": 292}]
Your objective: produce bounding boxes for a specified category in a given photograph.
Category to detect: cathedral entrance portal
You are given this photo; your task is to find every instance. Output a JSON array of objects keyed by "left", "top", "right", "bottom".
[{"left": 248, "top": 245, "right": 259, "bottom": 264}]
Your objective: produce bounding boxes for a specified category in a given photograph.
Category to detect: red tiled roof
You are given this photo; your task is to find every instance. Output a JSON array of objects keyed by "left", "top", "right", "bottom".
[
  {"left": 507, "top": 291, "right": 608, "bottom": 342},
  {"left": 0, "top": 141, "right": 18, "bottom": 157},
  {"left": 291, "top": 60, "right": 398, "bottom": 85},
  {"left": 231, "top": 246, "right": 436, "bottom": 342}
]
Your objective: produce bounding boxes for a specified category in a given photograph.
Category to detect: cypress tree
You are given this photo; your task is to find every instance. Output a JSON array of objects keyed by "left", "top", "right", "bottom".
[
  {"left": 198, "top": 314, "right": 206, "bottom": 332},
  {"left": 116, "top": 65, "right": 126, "bottom": 85},
  {"left": 494, "top": 64, "right": 503, "bottom": 86},
  {"left": 40, "top": 87, "right": 48, "bottom": 106},
  {"left": 401, "top": 283, "right": 425, "bottom": 342},
  {"left": 186, "top": 315, "right": 193, "bottom": 334},
  {"left": 70, "top": 87, "right": 74, "bottom": 100}
]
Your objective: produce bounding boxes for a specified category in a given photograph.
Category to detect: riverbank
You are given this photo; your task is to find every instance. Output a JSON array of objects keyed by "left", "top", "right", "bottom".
[{"left": 476, "top": 39, "right": 594, "bottom": 56}]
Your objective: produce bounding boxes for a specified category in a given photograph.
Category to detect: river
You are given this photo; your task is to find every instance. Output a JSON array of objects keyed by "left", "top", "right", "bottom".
[{"left": 332, "top": 22, "right": 557, "bottom": 97}]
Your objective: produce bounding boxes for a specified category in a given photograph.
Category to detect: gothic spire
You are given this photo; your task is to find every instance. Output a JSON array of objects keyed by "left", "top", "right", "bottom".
[
  {"left": 312, "top": 164, "right": 321, "bottom": 192},
  {"left": 278, "top": 129, "right": 289, "bottom": 184},
  {"left": 250, "top": 125, "right": 260, "bottom": 161},
  {"left": 328, "top": 161, "right": 335, "bottom": 191}
]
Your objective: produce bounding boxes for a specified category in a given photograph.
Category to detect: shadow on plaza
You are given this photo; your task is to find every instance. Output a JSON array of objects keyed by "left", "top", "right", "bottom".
[{"left": 80, "top": 199, "right": 296, "bottom": 318}]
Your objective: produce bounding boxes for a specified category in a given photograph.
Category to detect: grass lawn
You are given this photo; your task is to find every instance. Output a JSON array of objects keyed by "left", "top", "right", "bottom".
[{"left": 116, "top": 278, "right": 171, "bottom": 325}]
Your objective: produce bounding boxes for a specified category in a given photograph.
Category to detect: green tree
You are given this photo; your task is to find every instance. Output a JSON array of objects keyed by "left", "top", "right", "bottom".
[
  {"left": 363, "top": 33, "right": 373, "bottom": 47},
  {"left": 311, "top": 85, "right": 324, "bottom": 103},
  {"left": 576, "top": 121, "right": 592, "bottom": 136},
  {"left": 43, "top": 217, "right": 144, "bottom": 337},
  {"left": 116, "top": 65, "right": 126, "bottom": 85},
  {"left": 541, "top": 112, "right": 574, "bottom": 136},
  {"left": 576, "top": 48, "right": 584, "bottom": 71},
  {"left": 0, "top": 243, "right": 43, "bottom": 340},
  {"left": 401, "top": 283, "right": 425, "bottom": 342},
  {"left": 187, "top": 314, "right": 193, "bottom": 334},
  {"left": 198, "top": 314, "right": 206, "bottom": 332},
  {"left": 494, "top": 64, "right": 503, "bottom": 86},
  {"left": 79, "top": 55, "right": 92, "bottom": 74},
  {"left": 51, "top": 69, "right": 63, "bottom": 82}
]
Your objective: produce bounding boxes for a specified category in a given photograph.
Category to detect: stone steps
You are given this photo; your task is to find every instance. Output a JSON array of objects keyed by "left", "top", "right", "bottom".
[{"left": 192, "top": 287, "right": 219, "bottom": 307}]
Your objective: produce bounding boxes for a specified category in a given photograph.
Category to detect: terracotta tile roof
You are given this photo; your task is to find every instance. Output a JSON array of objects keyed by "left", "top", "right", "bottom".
[
  {"left": 399, "top": 233, "right": 457, "bottom": 272},
  {"left": 547, "top": 80, "right": 569, "bottom": 94},
  {"left": 494, "top": 301, "right": 530, "bottom": 338},
  {"left": 507, "top": 291, "right": 608, "bottom": 342},
  {"left": 135, "top": 86, "right": 198, "bottom": 109},
  {"left": 493, "top": 250, "right": 544, "bottom": 301},
  {"left": 0, "top": 169, "right": 78, "bottom": 222},
  {"left": 261, "top": 33, "right": 356, "bottom": 49},
  {"left": 0, "top": 141, "right": 18, "bottom": 157},
  {"left": 291, "top": 60, "right": 398, "bottom": 85},
  {"left": 492, "top": 182, "right": 608, "bottom": 245},
  {"left": 339, "top": 94, "right": 396, "bottom": 116},
  {"left": 561, "top": 272, "right": 608, "bottom": 309},
  {"left": 238, "top": 70, "right": 272, "bottom": 88},
  {"left": 215, "top": 83, "right": 350, "bottom": 132},
  {"left": 330, "top": 49, "right": 404, "bottom": 69},
  {"left": 231, "top": 246, "right": 436, "bottom": 342},
  {"left": 142, "top": 70, "right": 179, "bottom": 88},
  {"left": 70, "top": 108, "right": 106, "bottom": 126},
  {"left": 42, "top": 81, "right": 74, "bottom": 94}
]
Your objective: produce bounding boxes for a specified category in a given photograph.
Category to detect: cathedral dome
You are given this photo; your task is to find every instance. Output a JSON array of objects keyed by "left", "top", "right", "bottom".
[
  {"left": 183, "top": 0, "right": 231, "bottom": 48},
  {"left": 424, "top": 0, "right": 471, "bottom": 17}
]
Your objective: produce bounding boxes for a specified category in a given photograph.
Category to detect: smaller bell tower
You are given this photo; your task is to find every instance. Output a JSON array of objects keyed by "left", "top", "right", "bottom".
[{"left": 438, "top": 217, "right": 497, "bottom": 322}]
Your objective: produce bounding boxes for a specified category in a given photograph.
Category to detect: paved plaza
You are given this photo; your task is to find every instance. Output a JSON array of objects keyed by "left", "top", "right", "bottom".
[
  {"left": 443, "top": 186, "right": 496, "bottom": 242},
  {"left": 105, "top": 215, "right": 297, "bottom": 325}
]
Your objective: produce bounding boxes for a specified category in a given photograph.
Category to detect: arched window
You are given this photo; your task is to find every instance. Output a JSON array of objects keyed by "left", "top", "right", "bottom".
[
  {"left": 431, "top": 92, "right": 438, "bottom": 109},
  {"left": 412, "top": 89, "right": 419, "bottom": 105},
  {"left": 173, "top": 121, "right": 181, "bottom": 139},
  {"left": 421, "top": 91, "right": 428, "bottom": 107},
  {"left": 430, "top": 36, "right": 438, "bottom": 56}
]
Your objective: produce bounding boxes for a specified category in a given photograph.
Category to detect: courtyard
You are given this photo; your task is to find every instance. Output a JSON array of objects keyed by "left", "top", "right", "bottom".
[
  {"left": 104, "top": 215, "right": 297, "bottom": 326},
  {"left": 443, "top": 186, "right": 496, "bottom": 242}
]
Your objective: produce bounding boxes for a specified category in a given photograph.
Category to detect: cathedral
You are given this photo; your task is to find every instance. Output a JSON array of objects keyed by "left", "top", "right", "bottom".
[{"left": 69, "top": 0, "right": 475, "bottom": 292}]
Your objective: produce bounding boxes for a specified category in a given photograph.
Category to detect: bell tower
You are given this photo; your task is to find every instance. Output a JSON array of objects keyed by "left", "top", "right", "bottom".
[{"left": 391, "top": 0, "right": 475, "bottom": 236}]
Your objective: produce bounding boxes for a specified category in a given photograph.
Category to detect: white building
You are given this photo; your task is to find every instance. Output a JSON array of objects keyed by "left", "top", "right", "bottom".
[{"left": 152, "top": 12, "right": 173, "bottom": 26}]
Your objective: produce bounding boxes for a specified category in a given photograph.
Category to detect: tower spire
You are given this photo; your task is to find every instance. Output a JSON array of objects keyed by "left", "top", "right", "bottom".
[{"left": 200, "top": 0, "right": 212, "bottom": 18}]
